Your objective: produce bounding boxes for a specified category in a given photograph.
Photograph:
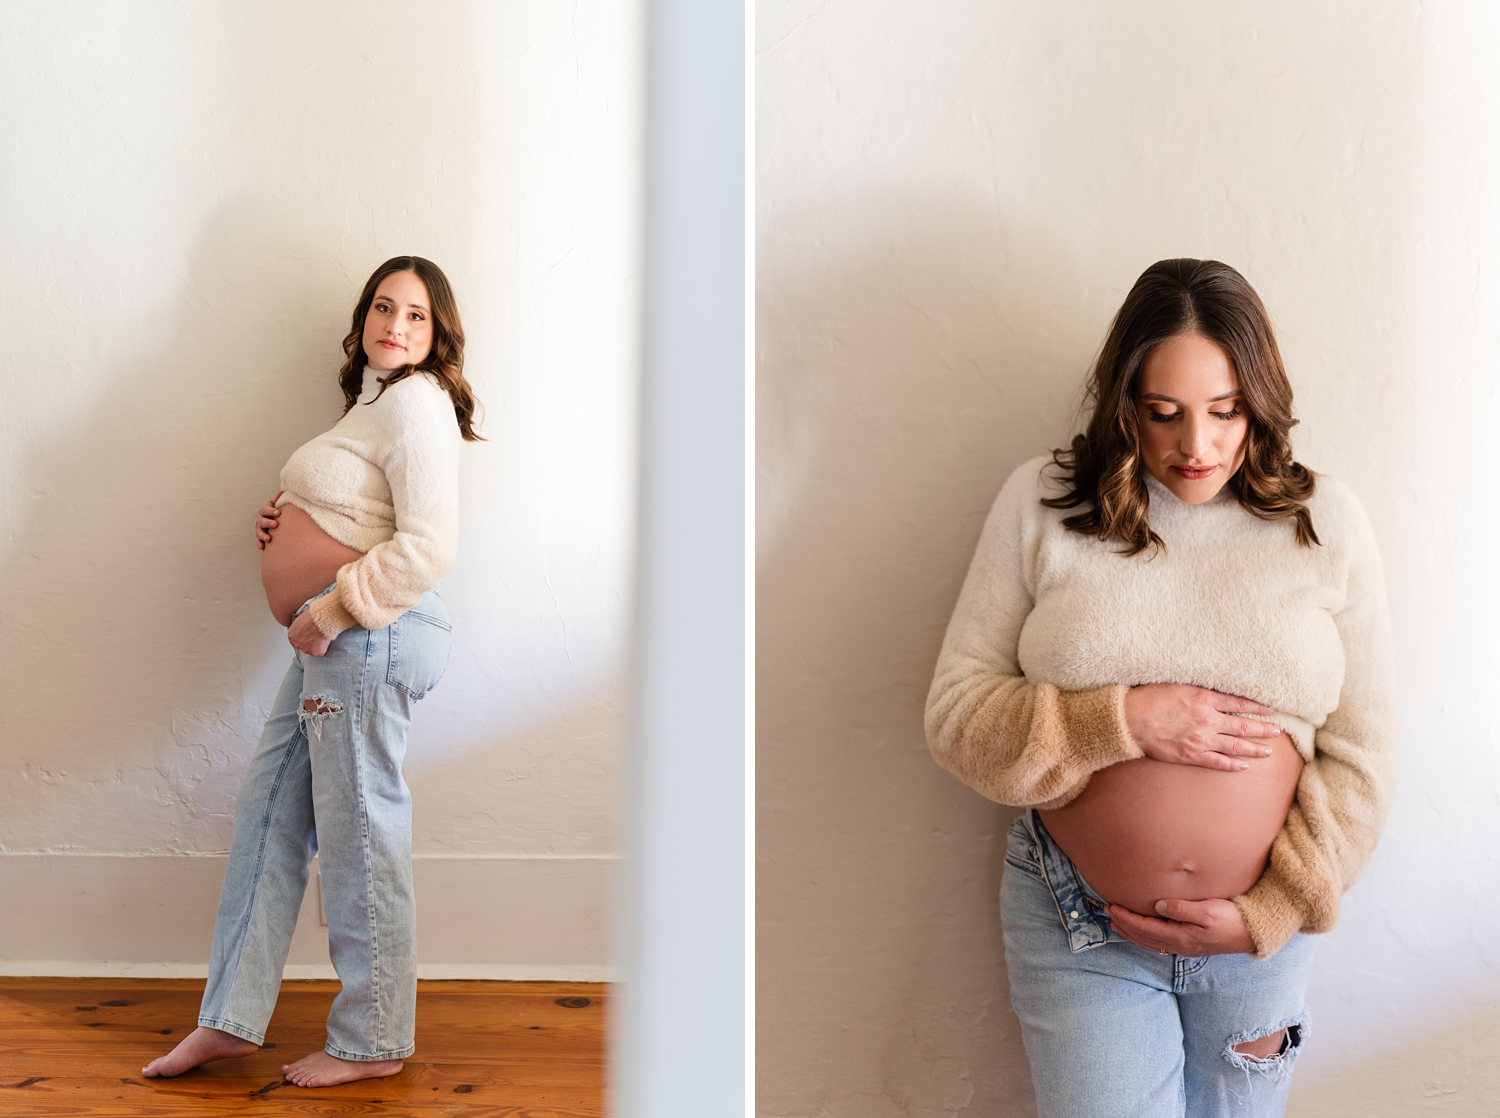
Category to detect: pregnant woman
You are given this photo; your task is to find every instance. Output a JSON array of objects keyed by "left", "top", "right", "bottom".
[
  {"left": 143, "top": 256, "right": 481, "bottom": 1088},
  {"left": 925, "top": 258, "right": 1396, "bottom": 1118}
]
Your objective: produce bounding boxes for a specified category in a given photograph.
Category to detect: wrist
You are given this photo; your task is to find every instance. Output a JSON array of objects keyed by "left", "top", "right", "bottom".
[{"left": 308, "top": 592, "right": 357, "bottom": 640}]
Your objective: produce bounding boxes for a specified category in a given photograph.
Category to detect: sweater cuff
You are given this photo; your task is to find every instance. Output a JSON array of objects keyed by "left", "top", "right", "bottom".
[
  {"left": 1067, "top": 683, "right": 1143, "bottom": 768},
  {"left": 1030, "top": 684, "right": 1143, "bottom": 810},
  {"left": 308, "top": 591, "right": 359, "bottom": 640},
  {"left": 1233, "top": 869, "right": 1310, "bottom": 961}
]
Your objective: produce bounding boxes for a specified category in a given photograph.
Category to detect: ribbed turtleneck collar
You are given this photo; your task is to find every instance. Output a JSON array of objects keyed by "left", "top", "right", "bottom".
[{"left": 360, "top": 364, "right": 390, "bottom": 400}]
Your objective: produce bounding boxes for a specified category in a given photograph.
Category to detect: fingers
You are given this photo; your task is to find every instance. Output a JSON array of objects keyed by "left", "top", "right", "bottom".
[
  {"left": 1153, "top": 898, "right": 1211, "bottom": 923},
  {"left": 1107, "top": 905, "right": 1201, "bottom": 956},
  {"left": 1227, "top": 716, "right": 1279, "bottom": 738},
  {"left": 1189, "top": 750, "right": 1249, "bottom": 772},
  {"left": 1212, "top": 692, "right": 1275, "bottom": 716},
  {"left": 1106, "top": 907, "right": 1187, "bottom": 952},
  {"left": 256, "top": 502, "right": 280, "bottom": 549},
  {"left": 1214, "top": 735, "right": 1275, "bottom": 759}
]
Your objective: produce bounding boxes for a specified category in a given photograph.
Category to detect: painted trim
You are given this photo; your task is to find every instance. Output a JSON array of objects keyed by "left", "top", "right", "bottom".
[
  {"left": 0, "top": 853, "right": 614, "bottom": 971},
  {"left": 0, "top": 960, "right": 623, "bottom": 981}
]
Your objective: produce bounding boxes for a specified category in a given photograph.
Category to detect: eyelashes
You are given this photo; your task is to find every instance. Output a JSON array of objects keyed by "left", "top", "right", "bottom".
[
  {"left": 372, "top": 301, "right": 426, "bottom": 322},
  {"left": 1145, "top": 408, "right": 1242, "bottom": 424}
]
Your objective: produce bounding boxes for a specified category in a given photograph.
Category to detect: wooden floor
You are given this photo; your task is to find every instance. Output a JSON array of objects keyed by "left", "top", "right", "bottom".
[{"left": 0, "top": 977, "right": 605, "bottom": 1116}]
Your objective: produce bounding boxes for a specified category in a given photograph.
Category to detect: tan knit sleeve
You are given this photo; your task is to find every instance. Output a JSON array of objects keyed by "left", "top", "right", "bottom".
[
  {"left": 925, "top": 459, "right": 1144, "bottom": 808},
  {"left": 1233, "top": 487, "right": 1398, "bottom": 960},
  {"left": 925, "top": 674, "right": 1141, "bottom": 808}
]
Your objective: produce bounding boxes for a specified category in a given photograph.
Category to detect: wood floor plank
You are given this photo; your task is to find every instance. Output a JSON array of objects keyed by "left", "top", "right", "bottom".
[{"left": 0, "top": 977, "right": 606, "bottom": 1116}]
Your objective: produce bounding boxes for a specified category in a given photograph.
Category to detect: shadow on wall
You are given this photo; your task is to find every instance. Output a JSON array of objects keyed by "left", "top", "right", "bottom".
[
  {"left": 757, "top": 193, "right": 1111, "bottom": 1118},
  {"left": 0, "top": 207, "right": 366, "bottom": 853},
  {"left": 408, "top": 684, "right": 623, "bottom": 856},
  {"left": 0, "top": 0, "right": 499, "bottom": 859},
  {"left": 1285, "top": 1006, "right": 1500, "bottom": 1117},
  {"left": 0, "top": 195, "right": 620, "bottom": 864}
]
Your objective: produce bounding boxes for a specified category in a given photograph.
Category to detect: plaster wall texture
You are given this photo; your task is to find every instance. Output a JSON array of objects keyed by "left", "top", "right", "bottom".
[
  {"left": 758, "top": 1, "right": 1500, "bottom": 1114},
  {"left": 0, "top": 0, "right": 640, "bottom": 974}
]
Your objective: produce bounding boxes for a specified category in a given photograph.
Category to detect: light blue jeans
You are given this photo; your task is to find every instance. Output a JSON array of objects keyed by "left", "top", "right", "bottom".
[
  {"left": 1001, "top": 810, "right": 1316, "bottom": 1118},
  {"left": 198, "top": 588, "right": 451, "bottom": 1061}
]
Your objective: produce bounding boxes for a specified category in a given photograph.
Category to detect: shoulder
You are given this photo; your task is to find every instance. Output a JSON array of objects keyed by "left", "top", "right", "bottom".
[
  {"left": 373, "top": 372, "right": 461, "bottom": 437},
  {"left": 990, "top": 455, "right": 1070, "bottom": 521},
  {"left": 1302, "top": 472, "right": 1379, "bottom": 553},
  {"left": 968, "top": 455, "right": 1072, "bottom": 569}
]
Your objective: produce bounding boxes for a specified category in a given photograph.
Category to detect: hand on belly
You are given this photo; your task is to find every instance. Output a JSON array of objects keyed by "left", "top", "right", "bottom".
[
  {"left": 1104, "top": 897, "right": 1257, "bottom": 957},
  {"left": 260, "top": 503, "right": 364, "bottom": 627},
  {"left": 1028, "top": 684, "right": 1304, "bottom": 957},
  {"left": 1035, "top": 730, "right": 1303, "bottom": 917}
]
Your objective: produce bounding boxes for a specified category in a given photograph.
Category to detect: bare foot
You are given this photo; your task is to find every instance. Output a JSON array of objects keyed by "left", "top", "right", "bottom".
[
  {"left": 281, "top": 1049, "right": 405, "bottom": 1088},
  {"left": 142, "top": 1026, "right": 259, "bottom": 1077}
]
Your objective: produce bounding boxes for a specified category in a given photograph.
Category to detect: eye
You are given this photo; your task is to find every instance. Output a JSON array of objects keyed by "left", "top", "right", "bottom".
[
  {"left": 1145, "top": 410, "right": 1179, "bottom": 424},
  {"left": 408, "top": 311, "right": 425, "bottom": 321},
  {"left": 1211, "top": 408, "right": 1242, "bottom": 421}
]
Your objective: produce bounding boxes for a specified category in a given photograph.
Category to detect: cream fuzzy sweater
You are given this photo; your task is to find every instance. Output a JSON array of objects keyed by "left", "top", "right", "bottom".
[
  {"left": 277, "top": 368, "right": 461, "bottom": 639},
  {"left": 925, "top": 456, "right": 1397, "bottom": 959}
]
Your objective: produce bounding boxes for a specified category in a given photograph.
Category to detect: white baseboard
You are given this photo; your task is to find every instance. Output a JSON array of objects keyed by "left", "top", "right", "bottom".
[
  {"left": 0, "top": 853, "right": 617, "bottom": 979},
  {"left": 0, "top": 960, "right": 621, "bottom": 981}
]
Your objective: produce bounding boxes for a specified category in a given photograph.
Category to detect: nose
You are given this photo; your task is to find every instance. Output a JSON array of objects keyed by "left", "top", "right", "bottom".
[{"left": 1180, "top": 413, "right": 1213, "bottom": 460}]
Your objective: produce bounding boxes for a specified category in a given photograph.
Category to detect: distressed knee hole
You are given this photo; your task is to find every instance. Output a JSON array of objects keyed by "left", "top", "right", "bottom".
[
  {"left": 1232, "top": 1029, "right": 1287, "bottom": 1061},
  {"left": 298, "top": 697, "right": 343, "bottom": 740},
  {"left": 1226, "top": 1022, "right": 1304, "bottom": 1070}
]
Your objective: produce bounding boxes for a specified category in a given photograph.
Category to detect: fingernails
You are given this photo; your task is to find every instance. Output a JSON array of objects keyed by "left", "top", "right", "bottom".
[
  {"left": 1237, "top": 762, "right": 1249, "bottom": 771},
  {"left": 1155, "top": 901, "right": 1167, "bottom": 914},
  {"left": 1262, "top": 748, "right": 1272, "bottom": 757}
]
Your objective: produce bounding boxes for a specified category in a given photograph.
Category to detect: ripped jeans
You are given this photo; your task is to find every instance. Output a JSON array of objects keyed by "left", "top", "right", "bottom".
[
  {"left": 198, "top": 587, "right": 451, "bottom": 1060},
  {"left": 1001, "top": 810, "right": 1315, "bottom": 1118}
]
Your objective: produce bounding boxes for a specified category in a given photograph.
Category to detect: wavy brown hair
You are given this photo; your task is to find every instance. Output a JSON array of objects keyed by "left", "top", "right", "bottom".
[
  {"left": 338, "top": 256, "right": 484, "bottom": 442},
  {"left": 1043, "top": 258, "right": 1316, "bottom": 555}
]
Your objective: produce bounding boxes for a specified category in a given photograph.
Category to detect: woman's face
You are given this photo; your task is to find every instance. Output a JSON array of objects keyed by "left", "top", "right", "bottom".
[
  {"left": 362, "top": 270, "right": 434, "bottom": 370},
  {"left": 1134, "top": 332, "right": 1249, "bottom": 504}
]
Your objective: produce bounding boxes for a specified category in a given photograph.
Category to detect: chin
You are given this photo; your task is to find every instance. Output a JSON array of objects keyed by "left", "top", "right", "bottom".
[{"left": 1166, "top": 479, "right": 1229, "bottom": 504}]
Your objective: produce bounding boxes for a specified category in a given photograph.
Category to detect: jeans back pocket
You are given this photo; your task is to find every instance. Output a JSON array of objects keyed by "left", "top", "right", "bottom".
[{"left": 386, "top": 609, "right": 452, "bottom": 699}]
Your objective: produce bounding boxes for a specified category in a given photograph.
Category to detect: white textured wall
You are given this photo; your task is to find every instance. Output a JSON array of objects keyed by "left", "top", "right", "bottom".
[
  {"left": 0, "top": 0, "right": 640, "bottom": 976},
  {"left": 758, "top": 2, "right": 1500, "bottom": 1114}
]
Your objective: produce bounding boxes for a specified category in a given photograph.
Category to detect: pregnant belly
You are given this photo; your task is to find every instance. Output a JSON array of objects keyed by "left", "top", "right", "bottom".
[
  {"left": 261, "top": 504, "right": 365, "bottom": 627},
  {"left": 1036, "top": 732, "right": 1304, "bottom": 916}
]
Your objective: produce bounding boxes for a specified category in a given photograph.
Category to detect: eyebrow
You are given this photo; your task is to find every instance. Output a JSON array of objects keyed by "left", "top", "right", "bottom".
[
  {"left": 376, "top": 297, "right": 429, "bottom": 312},
  {"left": 1140, "top": 390, "right": 1242, "bottom": 405}
]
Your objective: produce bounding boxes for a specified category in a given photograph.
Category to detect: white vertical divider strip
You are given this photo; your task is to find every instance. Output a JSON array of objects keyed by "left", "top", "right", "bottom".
[{"left": 617, "top": 0, "right": 747, "bottom": 1115}]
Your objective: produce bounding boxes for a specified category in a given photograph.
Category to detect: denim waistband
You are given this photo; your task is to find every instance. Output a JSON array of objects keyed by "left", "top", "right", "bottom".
[{"left": 1023, "top": 809, "right": 1116, "bottom": 954}]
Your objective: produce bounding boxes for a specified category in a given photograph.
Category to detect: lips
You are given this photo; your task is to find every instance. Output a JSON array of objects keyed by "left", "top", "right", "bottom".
[
  {"left": 1170, "top": 464, "right": 1217, "bottom": 480},
  {"left": 378, "top": 340, "right": 404, "bottom": 350}
]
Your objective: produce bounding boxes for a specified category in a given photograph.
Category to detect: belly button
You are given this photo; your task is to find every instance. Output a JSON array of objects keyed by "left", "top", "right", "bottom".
[{"left": 1178, "top": 862, "right": 1196, "bottom": 873}]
